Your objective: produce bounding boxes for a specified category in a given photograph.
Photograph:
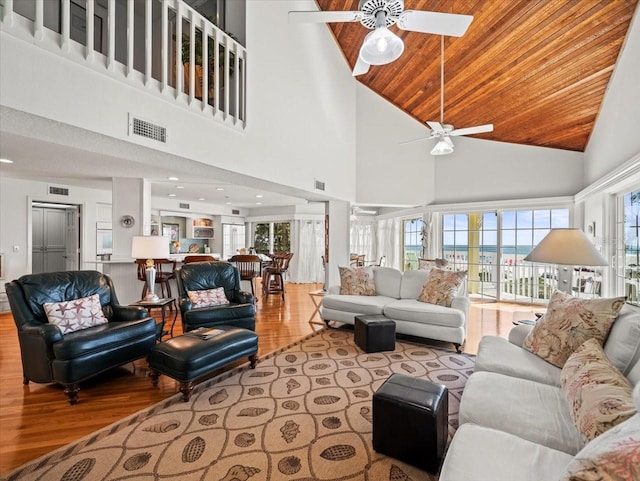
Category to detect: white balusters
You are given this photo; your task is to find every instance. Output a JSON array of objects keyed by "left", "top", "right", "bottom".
[
  {"left": 126, "top": 0, "right": 134, "bottom": 78},
  {"left": 60, "top": 0, "right": 70, "bottom": 52},
  {"left": 161, "top": 0, "right": 168, "bottom": 91},
  {"left": 144, "top": 0, "right": 152, "bottom": 85},
  {"left": 175, "top": 1, "right": 183, "bottom": 98},
  {"left": 34, "top": 0, "right": 43, "bottom": 40},
  {"left": 107, "top": 0, "right": 115, "bottom": 69},
  {"left": 86, "top": 0, "right": 94, "bottom": 60}
]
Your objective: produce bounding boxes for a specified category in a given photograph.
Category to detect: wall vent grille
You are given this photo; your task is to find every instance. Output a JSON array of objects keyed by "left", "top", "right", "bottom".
[
  {"left": 232, "top": 209, "right": 240, "bottom": 215},
  {"left": 129, "top": 115, "right": 167, "bottom": 143},
  {"left": 49, "top": 186, "right": 69, "bottom": 196},
  {"left": 314, "top": 179, "right": 325, "bottom": 191},
  {"left": 179, "top": 203, "right": 190, "bottom": 209}
]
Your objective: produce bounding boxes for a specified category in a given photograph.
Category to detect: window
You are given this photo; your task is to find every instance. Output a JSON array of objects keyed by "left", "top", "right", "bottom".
[
  {"left": 253, "top": 222, "right": 291, "bottom": 254},
  {"left": 441, "top": 207, "right": 570, "bottom": 301},
  {"left": 618, "top": 190, "right": 640, "bottom": 305},
  {"left": 403, "top": 218, "right": 423, "bottom": 270}
]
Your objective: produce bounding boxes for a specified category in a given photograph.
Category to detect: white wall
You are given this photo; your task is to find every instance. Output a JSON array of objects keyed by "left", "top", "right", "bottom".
[
  {"left": 0, "top": 177, "right": 112, "bottom": 289},
  {"left": 356, "top": 84, "right": 436, "bottom": 207},
  {"left": 0, "top": 0, "right": 357, "bottom": 204},
  {"left": 584, "top": 9, "right": 640, "bottom": 184},
  {"left": 433, "top": 137, "right": 584, "bottom": 204}
]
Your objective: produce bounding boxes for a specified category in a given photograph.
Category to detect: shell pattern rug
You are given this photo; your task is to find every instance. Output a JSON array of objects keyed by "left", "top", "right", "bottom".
[{"left": 7, "top": 328, "right": 475, "bottom": 481}]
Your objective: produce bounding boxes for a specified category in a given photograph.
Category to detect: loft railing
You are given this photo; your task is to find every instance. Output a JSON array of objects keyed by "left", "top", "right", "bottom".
[{"left": 0, "top": 0, "right": 246, "bottom": 128}]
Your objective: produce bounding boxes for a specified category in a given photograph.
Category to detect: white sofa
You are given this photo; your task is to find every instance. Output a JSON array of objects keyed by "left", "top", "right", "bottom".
[
  {"left": 320, "top": 267, "right": 469, "bottom": 351},
  {"left": 439, "top": 303, "right": 640, "bottom": 481}
]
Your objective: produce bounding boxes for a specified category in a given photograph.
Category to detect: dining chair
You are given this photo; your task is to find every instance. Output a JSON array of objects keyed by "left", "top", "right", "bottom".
[
  {"left": 135, "top": 258, "right": 177, "bottom": 301},
  {"left": 229, "top": 254, "right": 262, "bottom": 299},
  {"left": 183, "top": 255, "right": 216, "bottom": 264},
  {"left": 262, "top": 252, "right": 294, "bottom": 301}
]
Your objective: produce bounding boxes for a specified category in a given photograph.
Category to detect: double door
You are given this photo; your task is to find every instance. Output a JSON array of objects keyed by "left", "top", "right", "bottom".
[{"left": 32, "top": 206, "right": 79, "bottom": 274}]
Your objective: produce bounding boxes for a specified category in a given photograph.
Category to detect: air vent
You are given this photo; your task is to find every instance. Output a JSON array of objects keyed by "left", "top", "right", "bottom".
[
  {"left": 128, "top": 114, "right": 167, "bottom": 143},
  {"left": 232, "top": 209, "right": 240, "bottom": 215},
  {"left": 179, "top": 203, "right": 190, "bottom": 209},
  {"left": 49, "top": 186, "right": 69, "bottom": 196},
  {"left": 314, "top": 179, "right": 325, "bottom": 191}
]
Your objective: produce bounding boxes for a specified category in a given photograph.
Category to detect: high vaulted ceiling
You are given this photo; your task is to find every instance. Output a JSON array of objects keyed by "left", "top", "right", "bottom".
[{"left": 317, "top": 0, "right": 638, "bottom": 152}]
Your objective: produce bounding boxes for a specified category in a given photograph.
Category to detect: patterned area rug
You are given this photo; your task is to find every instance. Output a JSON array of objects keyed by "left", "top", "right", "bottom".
[{"left": 7, "top": 328, "right": 475, "bottom": 481}]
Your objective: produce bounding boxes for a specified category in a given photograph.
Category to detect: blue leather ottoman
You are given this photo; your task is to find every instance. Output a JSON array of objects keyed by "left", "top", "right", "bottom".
[{"left": 148, "top": 326, "right": 258, "bottom": 401}]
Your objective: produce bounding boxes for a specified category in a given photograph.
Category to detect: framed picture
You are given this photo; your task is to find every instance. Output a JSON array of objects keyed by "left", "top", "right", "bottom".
[{"left": 162, "top": 223, "right": 179, "bottom": 242}]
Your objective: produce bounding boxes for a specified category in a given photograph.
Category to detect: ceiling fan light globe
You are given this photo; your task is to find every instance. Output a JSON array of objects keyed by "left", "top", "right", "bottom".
[
  {"left": 359, "top": 27, "right": 404, "bottom": 65},
  {"left": 431, "top": 139, "right": 454, "bottom": 155}
]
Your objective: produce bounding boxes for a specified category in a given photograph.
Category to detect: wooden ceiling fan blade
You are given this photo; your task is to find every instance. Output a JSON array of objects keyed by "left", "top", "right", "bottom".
[
  {"left": 288, "top": 10, "right": 363, "bottom": 23},
  {"left": 397, "top": 11, "right": 473, "bottom": 37},
  {"left": 449, "top": 124, "right": 494, "bottom": 136},
  {"left": 353, "top": 57, "right": 371, "bottom": 76}
]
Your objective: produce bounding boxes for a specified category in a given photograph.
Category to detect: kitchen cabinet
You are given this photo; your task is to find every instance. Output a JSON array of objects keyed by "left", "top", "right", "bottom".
[{"left": 187, "top": 218, "right": 214, "bottom": 239}]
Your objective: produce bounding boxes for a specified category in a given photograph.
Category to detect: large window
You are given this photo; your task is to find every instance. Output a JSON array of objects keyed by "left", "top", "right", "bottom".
[
  {"left": 403, "top": 218, "right": 423, "bottom": 270},
  {"left": 618, "top": 190, "right": 639, "bottom": 305},
  {"left": 441, "top": 208, "right": 570, "bottom": 301},
  {"left": 253, "top": 222, "right": 291, "bottom": 254}
]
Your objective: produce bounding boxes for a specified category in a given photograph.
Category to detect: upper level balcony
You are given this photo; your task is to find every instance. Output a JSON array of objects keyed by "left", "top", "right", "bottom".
[{"left": 0, "top": 0, "right": 246, "bottom": 130}]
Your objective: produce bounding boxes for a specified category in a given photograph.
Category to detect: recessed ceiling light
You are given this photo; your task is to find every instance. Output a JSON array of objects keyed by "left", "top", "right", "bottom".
[
  {"left": 168, "top": 176, "right": 179, "bottom": 181},
  {"left": 216, "top": 187, "right": 224, "bottom": 191},
  {"left": 198, "top": 197, "right": 205, "bottom": 201},
  {"left": 168, "top": 193, "right": 177, "bottom": 197},
  {"left": 176, "top": 186, "right": 184, "bottom": 189},
  {"left": 0, "top": 158, "right": 14, "bottom": 164},
  {"left": 255, "top": 194, "right": 263, "bottom": 198},
  {"left": 255, "top": 202, "right": 262, "bottom": 205},
  {"left": 226, "top": 202, "right": 232, "bottom": 205}
]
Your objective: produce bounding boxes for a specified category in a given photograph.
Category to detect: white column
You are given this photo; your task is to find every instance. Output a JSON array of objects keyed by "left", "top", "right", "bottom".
[
  {"left": 326, "top": 200, "right": 351, "bottom": 289},
  {"left": 111, "top": 178, "right": 152, "bottom": 260}
]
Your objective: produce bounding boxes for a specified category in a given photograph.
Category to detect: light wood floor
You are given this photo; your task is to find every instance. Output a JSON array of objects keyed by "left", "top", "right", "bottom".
[{"left": 0, "top": 281, "right": 538, "bottom": 475}]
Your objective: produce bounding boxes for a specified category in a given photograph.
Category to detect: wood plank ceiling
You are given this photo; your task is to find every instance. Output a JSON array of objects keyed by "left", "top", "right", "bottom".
[{"left": 316, "top": 0, "right": 638, "bottom": 151}]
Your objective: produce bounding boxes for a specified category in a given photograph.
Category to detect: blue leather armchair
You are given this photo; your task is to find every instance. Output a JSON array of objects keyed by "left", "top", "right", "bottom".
[
  {"left": 5, "top": 270, "right": 157, "bottom": 404},
  {"left": 175, "top": 261, "right": 256, "bottom": 332}
]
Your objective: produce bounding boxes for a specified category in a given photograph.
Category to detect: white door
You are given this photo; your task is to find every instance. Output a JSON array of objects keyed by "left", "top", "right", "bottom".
[{"left": 65, "top": 207, "right": 80, "bottom": 270}]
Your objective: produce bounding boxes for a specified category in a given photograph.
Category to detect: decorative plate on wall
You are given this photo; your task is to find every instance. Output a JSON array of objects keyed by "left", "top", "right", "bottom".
[{"left": 120, "top": 215, "right": 135, "bottom": 228}]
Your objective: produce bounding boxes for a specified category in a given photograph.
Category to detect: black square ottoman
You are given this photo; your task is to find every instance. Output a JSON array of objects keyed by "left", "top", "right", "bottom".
[
  {"left": 148, "top": 326, "right": 258, "bottom": 401},
  {"left": 373, "top": 373, "right": 448, "bottom": 473},
  {"left": 354, "top": 314, "right": 396, "bottom": 353}
]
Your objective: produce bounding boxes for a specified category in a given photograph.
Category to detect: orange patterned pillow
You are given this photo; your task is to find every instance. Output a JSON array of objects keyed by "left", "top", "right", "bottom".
[
  {"left": 417, "top": 268, "right": 467, "bottom": 307},
  {"left": 43, "top": 294, "right": 109, "bottom": 334},
  {"left": 187, "top": 287, "right": 230, "bottom": 308},
  {"left": 523, "top": 291, "right": 625, "bottom": 368},
  {"left": 561, "top": 339, "right": 636, "bottom": 441},
  {"left": 338, "top": 266, "right": 375, "bottom": 296}
]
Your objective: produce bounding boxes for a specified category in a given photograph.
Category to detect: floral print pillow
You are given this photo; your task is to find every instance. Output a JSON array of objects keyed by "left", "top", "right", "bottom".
[
  {"left": 338, "top": 266, "right": 375, "bottom": 296},
  {"left": 559, "top": 385, "right": 639, "bottom": 481},
  {"left": 523, "top": 291, "right": 625, "bottom": 368},
  {"left": 417, "top": 268, "right": 467, "bottom": 307},
  {"left": 561, "top": 339, "right": 636, "bottom": 442},
  {"left": 43, "top": 294, "right": 109, "bottom": 334},
  {"left": 187, "top": 287, "right": 230, "bottom": 308}
]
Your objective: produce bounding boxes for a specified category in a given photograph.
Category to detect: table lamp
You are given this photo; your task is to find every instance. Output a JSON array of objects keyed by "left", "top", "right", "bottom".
[
  {"left": 524, "top": 228, "right": 607, "bottom": 294},
  {"left": 131, "top": 236, "right": 170, "bottom": 301}
]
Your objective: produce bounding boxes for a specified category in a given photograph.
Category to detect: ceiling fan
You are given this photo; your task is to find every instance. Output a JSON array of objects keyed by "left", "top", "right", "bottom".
[
  {"left": 402, "top": 36, "right": 493, "bottom": 155},
  {"left": 289, "top": 0, "right": 473, "bottom": 76}
]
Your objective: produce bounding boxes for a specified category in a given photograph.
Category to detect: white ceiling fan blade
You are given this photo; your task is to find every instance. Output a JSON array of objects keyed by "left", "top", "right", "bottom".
[
  {"left": 397, "top": 11, "right": 473, "bottom": 37},
  {"left": 288, "top": 10, "right": 363, "bottom": 24},
  {"left": 427, "top": 121, "right": 444, "bottom": 132},
  {"left": 449, "top": 124, "right": 494, "bottom": 136},
  {"left": 399, "top": 133, "right": 438, "bottom": 145},
  {"left": 353, "top": 57, "right": 371, "bottom": 76}
]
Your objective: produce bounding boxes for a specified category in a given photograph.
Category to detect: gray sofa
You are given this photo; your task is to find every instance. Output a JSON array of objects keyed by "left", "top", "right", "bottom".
[
  {"left": 439, "top": 303, "right": 640, "bottom": 481},
  {"left": 321, "top": 267, "right": 469, "bottom": 351}
]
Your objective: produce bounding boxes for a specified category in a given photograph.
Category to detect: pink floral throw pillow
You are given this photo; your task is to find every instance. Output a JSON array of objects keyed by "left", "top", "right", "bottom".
[
  {"left": 561, "top": 339, "right": 636, "bottom": 442},
  {"left": 43, "top": 294, "right": 108, "bottom": 335},
  {"left": 187, "top": 287, "right": 230, "bottom": 308},
  {"left": 338, "top": 266, "right": 375, "bottom": 296},
  {"left": 417, "top": 268, "right": 467, "bottom": 307},
  {"left": 523, "top": 291, "right": 625, "bottom": 368}
]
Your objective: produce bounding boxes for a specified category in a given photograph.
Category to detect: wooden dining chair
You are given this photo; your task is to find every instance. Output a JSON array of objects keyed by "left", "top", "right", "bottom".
[
  {"left": 229, "top": 254, "right": 262, "bottom": 299},
  {"left": 182, "top": 255, "right": 216, "bottom": 264},
  {"left": 135, "top": 258, "right": 177, "bottom": 301}
]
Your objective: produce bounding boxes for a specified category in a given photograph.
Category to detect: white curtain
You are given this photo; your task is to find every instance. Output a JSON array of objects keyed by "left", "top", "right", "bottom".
[
  {"left": 350, "top": 218, "right": 376, "bottom": 264},
  {"left": 376, "top": 218, "right": 402, "bottom": 270},
  {"left": 288, "top": 219, "right": 325, "bottom": 283}
]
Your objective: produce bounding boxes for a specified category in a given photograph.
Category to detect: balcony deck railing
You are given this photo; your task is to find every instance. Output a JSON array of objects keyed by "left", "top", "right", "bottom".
[{"left": 0, "top": 0, "right": 246, "bottom": 129}]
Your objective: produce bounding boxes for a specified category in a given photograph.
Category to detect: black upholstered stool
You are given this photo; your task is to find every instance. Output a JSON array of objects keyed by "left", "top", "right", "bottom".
[
  {"left": 354, "top": 314, "right": 396, "bottom": 353},
  {"left": 148, "top": 326, "right": 258, "bottom": 401},
  {"left": 373, "top": 373, "right": 448, "bottom": 473}
]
